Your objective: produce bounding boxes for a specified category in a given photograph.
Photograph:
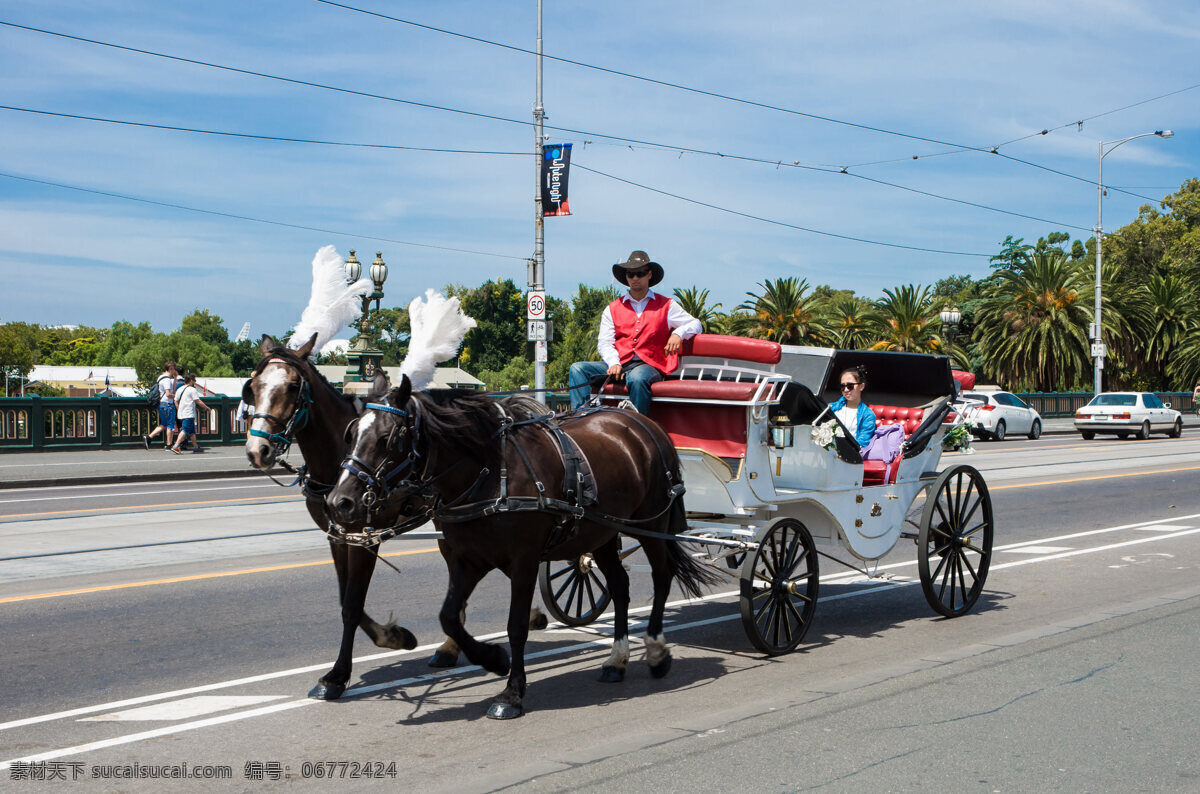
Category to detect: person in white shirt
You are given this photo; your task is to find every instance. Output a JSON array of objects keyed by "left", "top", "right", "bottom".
[
  {"left": 143, "top": 362, "right": 179, "bottom": 449},
  {"left": 170, "top": 373, "right": 210, "bottom": 454},
  {"left": 568, "top": 250, "right": 702, "bottom": 414}
]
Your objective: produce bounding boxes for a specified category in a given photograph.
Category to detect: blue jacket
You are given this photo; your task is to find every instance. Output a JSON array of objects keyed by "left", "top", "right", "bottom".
[{"left": 829, "top": 397, "right": 876, "bottom": 448}]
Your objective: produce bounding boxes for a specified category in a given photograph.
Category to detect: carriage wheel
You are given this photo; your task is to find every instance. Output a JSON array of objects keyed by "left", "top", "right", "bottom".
[
  {"left": 538, "top": 553, "right": 611, "bottom": 627},
  {"left": 918, "top": 465, "right": 993, "bottom": 617},
  {"left": 739, "top": 518, "right": 819, "bottom": 656}
]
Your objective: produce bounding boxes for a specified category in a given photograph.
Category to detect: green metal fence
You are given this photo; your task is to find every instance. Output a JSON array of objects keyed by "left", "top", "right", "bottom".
[
  {"left": 1013, "top": 391, "right": 1195, "bottom": 418},
  {"left": 0, "top": 396, "right": 245, "bottom": 451}
]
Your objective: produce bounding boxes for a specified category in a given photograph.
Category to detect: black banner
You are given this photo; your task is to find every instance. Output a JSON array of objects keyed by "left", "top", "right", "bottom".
[{"left": 540, "top": 143, "right": 572, "bottom": 217}]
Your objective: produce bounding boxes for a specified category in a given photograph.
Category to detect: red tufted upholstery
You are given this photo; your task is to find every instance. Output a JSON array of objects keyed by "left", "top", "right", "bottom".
[{"left": 863, "top": 404, "right": 926, "bottom": 485}]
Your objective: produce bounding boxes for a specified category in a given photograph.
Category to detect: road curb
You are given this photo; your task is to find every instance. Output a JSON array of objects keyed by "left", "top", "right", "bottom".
[{"left": 0, "top": 468, "right": 268, "bottom": 490}]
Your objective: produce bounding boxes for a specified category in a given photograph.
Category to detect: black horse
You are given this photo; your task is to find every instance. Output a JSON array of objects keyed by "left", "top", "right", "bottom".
[
  {"left": 326, "top": 376, "right": 719, "bottom": 719},
  {"left": 243, "top": 336, "right": 419, "bottom": 699}
]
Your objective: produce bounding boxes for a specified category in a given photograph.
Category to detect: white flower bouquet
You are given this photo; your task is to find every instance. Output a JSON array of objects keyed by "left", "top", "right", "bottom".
[{"left": 811, "top": 422, "right": 844, "bottom": 451}]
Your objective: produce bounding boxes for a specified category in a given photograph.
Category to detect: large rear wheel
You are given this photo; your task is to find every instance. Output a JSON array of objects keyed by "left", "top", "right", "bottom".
[
  {"left": 538, "top": 553, "right": 611, "bottom": 627},
  {"left": 740, "top": 518, "right": 819, "bottom": 655},
  {"left": 918, "top": 465, "right": 993, "bottom": 617},
  {"left": 1136, "top": 421, "right": 1150, "bottom": 440}
]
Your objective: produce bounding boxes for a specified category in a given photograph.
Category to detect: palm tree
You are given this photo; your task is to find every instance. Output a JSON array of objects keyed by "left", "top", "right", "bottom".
[
  {"left": 972, "top": 250, "right": 1091, "bottom": 392},
  {"left": 737, "top": 277, "right": 828, "bottom": 345},
  {"left": 672, "top": 286, "right": 724, "bottom": 333},
  {"left": 825, "top": 295, "right": 877, "bottom": 350},
  {"left": 870, "top": 284, "right": 940, "bottom": 353},
  {"left": 1131, "top": 273, "right": 1195, "bottom": 389}
]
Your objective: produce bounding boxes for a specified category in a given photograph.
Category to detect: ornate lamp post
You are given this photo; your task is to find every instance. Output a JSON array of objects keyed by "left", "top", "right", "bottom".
[
  {"left": 343, "top": 250, "right": 388, "bottom": 395},
  {"left": 1093, "top": 130, "right": 1172, "bottom": 396},
  {"left": 939, "top": 305, "right": 961, "bottom": 361}
]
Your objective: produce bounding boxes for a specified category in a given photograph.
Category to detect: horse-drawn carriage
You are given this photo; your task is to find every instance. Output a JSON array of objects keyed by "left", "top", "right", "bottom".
[
  {"left": 540, "top": 335, "right": 993, "bottom": 655},
  {"left": 246, "top": 332, "right": 993, "bottom": 718}
]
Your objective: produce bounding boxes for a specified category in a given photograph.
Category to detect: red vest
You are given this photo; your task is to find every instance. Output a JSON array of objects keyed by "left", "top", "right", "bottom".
[{"left": 610, "top": 294, "right": 679, "bottom": 374}]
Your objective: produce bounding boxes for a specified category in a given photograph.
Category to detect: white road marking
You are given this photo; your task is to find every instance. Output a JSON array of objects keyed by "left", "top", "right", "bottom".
[
  {"left": 79, "top": 695, "right": 287, "bottom": 722},
  {"left": 2, "top": 518, "right": 1199, "bottom": 769},
  {"left": 1132, "top": 524, "right": 1192, "bottom": 532},
  {"left": 1005, "top": 546, "right": 1073, "bottom": 554}
]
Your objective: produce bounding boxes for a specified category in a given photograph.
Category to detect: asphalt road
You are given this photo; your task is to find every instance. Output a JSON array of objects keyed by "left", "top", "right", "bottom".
[{"left": 2, "top": 435, "right": 1199, "bottom": 791}]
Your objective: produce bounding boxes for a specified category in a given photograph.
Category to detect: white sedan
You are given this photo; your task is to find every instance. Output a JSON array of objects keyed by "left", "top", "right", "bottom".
[
  {"left": 1074, "top": 392, "right": 1183, "bottom": 440},
  {"left": 960, "top": 391, "right": 1043, "bottom": 441}
]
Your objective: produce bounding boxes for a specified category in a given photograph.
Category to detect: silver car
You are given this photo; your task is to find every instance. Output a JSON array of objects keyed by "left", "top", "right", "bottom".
[
  {"left": 960, "top": 390, "right": 1043, "bottom": 441},
  {"left": 1074, "top": 392, "right": 1183, "bottom": 440}
]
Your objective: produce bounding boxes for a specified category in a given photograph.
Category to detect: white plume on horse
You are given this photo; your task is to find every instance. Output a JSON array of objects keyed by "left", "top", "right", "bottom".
[
  {"left": 287, "top": 245, "right": 373, "bottom": 355},
  {"left": 400, "top": 289, "right": 477, "bottom": 391}
]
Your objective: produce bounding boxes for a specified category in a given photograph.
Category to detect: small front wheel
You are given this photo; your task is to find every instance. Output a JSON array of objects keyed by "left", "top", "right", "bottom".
[
  {"left": 538, "top": 554, "right": 611, "bottom": 627},
  {"left": 918, "top": 465, "right": 993, "bottom": 617},
  {"left": 740, "top": 518, "right": 819, "bottom": 655},
  {"left": 1081, "top": 431, "right": 1095, "bottom": 440},
  {"left": 1136, "top": 421, "right": 1150, "bottom": 440},
  {"left": 992, "top": 420, "right": 1006, "bottom": 441},
  {"left": 1169, "top": 419, "right": 1182, "bottom": 439},
  {"left": 1028, "top": 420, "right": 1041, "bottom": 440}
]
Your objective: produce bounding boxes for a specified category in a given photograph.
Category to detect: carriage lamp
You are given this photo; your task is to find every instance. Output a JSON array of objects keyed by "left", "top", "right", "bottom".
[
  {"left": 770, "top": 420, "right": 795, "bottom": 449},
  {"left": 939, "top": 306, "right": 961, "bottom": 359},
  {"left": 343, "top": 250, "right": 362, "bottom": 283}
]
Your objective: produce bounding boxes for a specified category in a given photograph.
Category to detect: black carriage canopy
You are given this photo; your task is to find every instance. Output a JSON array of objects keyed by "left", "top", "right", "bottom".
[{"left": 769, "top": 346, "right": 955, "bottom": 432}]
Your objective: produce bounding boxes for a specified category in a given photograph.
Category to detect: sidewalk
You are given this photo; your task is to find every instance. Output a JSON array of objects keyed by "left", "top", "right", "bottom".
[{"left": 1, "top": 415, "right": 1194, "bottom": 489}]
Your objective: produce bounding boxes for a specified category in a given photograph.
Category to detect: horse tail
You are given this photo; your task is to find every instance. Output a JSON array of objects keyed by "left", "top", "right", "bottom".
[{"left": 664, "top": 492, "right": 723, "bottom": 598}]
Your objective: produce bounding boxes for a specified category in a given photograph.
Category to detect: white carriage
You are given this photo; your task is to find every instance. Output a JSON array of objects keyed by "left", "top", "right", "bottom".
[{"left": 539, "top": 335, "right": 994, "bottom": 655}]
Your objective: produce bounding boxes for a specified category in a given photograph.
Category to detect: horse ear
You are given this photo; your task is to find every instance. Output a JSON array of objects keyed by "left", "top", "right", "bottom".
[
  {"left": 294, "top": 333, "right": 319, "bottom": 359},
  {"left": 369, "top": 372, "right": 389, "bottom": 399},
  {"left": 259, "top": 335, "right": 277, "bottom": 355},
  {"left": 343, "top": 418, "right": 358, "bottom": 444},
  {"left": 389, "top": 375, "right": 412, "bottom": 409}
]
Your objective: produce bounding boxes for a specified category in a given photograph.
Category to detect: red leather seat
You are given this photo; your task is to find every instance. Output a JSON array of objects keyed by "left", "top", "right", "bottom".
[{"left": 862, "top": 404, "right": 925, "bottom": 485}]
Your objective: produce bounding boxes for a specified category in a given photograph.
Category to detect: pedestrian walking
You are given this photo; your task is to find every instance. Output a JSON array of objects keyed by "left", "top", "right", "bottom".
[
  {"left": 143, "top": 362, "right": 179, "bottom": 449},
  {"left": 170, "top": 373, "right": 210, "bottom": 454}
]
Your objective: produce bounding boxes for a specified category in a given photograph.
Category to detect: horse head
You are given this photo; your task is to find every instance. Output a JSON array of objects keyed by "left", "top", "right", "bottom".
[
  {"left": 243, "top": 333, "right": 318, "bottom": 469},
  {"left": 327, "top": 374, "right": 418, "bottom": 529}
]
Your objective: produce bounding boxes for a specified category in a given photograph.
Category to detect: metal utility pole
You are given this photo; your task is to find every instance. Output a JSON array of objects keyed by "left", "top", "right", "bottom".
[{"left": 530, "top": 0, "right": 547, "bottom": 401}]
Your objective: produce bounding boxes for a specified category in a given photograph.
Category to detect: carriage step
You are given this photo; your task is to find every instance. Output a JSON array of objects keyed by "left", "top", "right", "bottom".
[{"left": 900, "top": 531, "right": 919, "bottom": 540}]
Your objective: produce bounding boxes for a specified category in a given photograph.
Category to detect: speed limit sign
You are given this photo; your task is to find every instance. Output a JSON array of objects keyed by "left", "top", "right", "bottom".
[{"left": 526, "top": 290, "right": 546, "bottom": 320}]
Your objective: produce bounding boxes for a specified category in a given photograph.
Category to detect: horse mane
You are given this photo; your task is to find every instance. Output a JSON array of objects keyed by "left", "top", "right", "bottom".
[
  {"left": 412, "top": 390, "right": 549, "bottom": 459},
  {"left": 253, "top": 346, "right": 355, "bottom": 409}
]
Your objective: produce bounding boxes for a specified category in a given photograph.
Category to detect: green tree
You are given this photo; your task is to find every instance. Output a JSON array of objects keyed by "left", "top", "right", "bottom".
[
  {"left": 545, "top": 284, "right": 618, "bottom": 387},
  {"left": 93, "top": 320, "right": 157, "bottom": 366},
  {"left": 455, "top": 279, "right": 526, "bottom": 373},
  {"left": 826, "top": 295, "right": 877, "bottom": 350},
  {"left": 0, "top": 325, "right": 35, "bottom": 395},
  {"left": 125, "top": 332, "right": 233, "bottom": 382},
  {"left": 737, "top": 277, "right": 828, "bottom": 344},
  {"left": 180, "top": 309, "right": 231, "bottom": 349},
  {"left": 671, "top": 286, "right": 724, "bottom": 333},
  {"left": 477, "top": 355, "right": 535, "bottom": 392},
  {"left": 870, "top": 284, "right": 940, "bottom": 353},
  {"left": 972, "top": 251, "right": 1090, "bottom": 391}
]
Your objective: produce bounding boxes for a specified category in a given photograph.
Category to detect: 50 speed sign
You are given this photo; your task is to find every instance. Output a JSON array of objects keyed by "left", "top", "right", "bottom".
[{"left": 526, "top": 290, "right": 546, "bottom": 320}]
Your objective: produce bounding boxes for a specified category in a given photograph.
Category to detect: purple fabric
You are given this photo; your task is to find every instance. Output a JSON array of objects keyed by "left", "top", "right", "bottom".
[{"left": 862, "top": 423, "right": 903, "bottom": 462}]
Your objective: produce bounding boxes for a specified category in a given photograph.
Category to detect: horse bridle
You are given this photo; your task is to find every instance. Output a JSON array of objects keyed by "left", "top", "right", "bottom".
[
  {"left": 246, "top": 359, "right": 312, "bottom": 462},
  {"left": 339, "top": 400, "right": 429, "bottom": 514}
]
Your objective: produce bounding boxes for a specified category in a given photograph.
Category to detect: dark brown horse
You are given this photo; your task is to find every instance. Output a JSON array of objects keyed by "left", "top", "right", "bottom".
[
  {"left": 243, "top": 335, "right": 419, "bottom": 699},
  {"left": 326, "top": 376, "right": 719, "bottom": 719}
]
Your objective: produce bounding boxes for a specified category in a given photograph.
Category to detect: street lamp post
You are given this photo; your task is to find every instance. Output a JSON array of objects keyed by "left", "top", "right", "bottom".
[
  {"left": 1093, "top": 130, "right": 1173, "bottom": 396},
  {"left": 343, "top": 250, "right": 388, "bottom": 395},
  {"left": 939, "top": 305, "right": 961, "bottom": 361}
]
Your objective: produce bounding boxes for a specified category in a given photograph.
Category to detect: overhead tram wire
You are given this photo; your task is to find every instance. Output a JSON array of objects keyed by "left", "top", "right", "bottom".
[
  {"left": 572, "top": 163, "right": 993, "bottom": 258},
  {"left": 0, "top": 103, "right": 1090, "bottom": 232},
  {"left": 0, "top": 171, "right": 528, "bottom": 261},
  {"left": 315, "top": 0, "right": 1197, "bottom": 177}
]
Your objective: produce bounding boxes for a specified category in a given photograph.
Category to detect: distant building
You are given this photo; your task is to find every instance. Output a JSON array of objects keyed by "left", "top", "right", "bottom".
[
  {"left": 26, "top": 365, "right": 140, "bottom": 397},
  {"left": 314, "top": 366, "right": 485, "bottom": 391}
]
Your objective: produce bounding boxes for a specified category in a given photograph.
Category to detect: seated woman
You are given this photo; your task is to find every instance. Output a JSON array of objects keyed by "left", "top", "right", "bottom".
[{"left": 828, "top": 365, "right": 876, "bottom": 449}]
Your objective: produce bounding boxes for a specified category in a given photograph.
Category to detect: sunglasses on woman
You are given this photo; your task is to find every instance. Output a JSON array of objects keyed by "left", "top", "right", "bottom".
[{"left": 840, "top": 381, "right": 860, "bottom": 390}]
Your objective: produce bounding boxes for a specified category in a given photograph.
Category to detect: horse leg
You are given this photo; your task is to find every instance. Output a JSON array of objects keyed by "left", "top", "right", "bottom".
[
  {"left": 311, "top": 544, "right": 386, "bottom": 700},
  {"left": 428, "top": 540, "right": 464, "bottom": 667},
  {"left": 327, "top": 530, "right": 415, "bottom": 651},
  {"left": 591, "top": 537, "right": 632, "bottom": 683},
  {"left": 439, "top": 559, "right": 509, "bottom": 677},
  {"left": 487, "top": 562, "right": 539, "bottom": 720},
  {"left": 640, "top": 539, "right": 674, "bottom": 679}
]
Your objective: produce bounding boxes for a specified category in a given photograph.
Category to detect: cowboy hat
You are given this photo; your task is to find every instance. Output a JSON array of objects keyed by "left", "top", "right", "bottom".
[{"left": 611, "top": 250, "right": 664, "bottom": 287}]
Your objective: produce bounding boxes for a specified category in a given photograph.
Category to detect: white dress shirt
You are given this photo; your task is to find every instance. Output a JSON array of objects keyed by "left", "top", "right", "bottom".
[{"left": 597, "top": 289, "right": 702, "bottom": 368}]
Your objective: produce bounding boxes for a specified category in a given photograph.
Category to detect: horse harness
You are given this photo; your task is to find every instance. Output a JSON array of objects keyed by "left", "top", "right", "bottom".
[
  {"left": 332, "top": 401, "right": 686, "bottom": 555},
  {"left": 245, "top": 357, "right": 333, "bottom": 498}
]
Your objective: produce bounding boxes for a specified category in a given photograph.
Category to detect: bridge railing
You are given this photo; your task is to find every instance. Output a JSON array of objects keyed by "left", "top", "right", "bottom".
[
  {"left": 1013, "top": 391, "right": 1194, "bottom": 418},
  {"left": 0, "top": 396, "right": 244, "bottom": 451}
]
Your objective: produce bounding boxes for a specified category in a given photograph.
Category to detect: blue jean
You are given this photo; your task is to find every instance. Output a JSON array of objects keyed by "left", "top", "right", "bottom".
[{"left": 568, "top": 360, "right": 661, "bottom": 414}]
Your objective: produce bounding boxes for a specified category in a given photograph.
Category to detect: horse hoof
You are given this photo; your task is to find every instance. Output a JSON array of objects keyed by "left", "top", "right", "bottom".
[
  {"left": 486, "top": 702, "right": 523, "bottom": 720},
  {"left": 483, "top": 646, "right": 511, "bottom": 677},
  {"left": 529, "top": 610, "right": 549, "bottom": 631},
  {"left": 308, "top": 681, "right": 346, "bottom": 700},
  {"left": 649, "top": 654, "right": 673, "bottom": 680},
  {"left": 427, "top": 651, "right": 459, "bottom": 668},
  {"left": 598, "top": 666, "right": 625, "bottom": 683},
  {"left": 381, "top": 626, "right": 418, "bottom": 651}
]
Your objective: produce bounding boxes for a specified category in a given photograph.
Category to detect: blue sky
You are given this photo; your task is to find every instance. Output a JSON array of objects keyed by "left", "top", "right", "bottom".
[{"left": 1, "top": 0, "right": 1197, "bottom": 338}]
